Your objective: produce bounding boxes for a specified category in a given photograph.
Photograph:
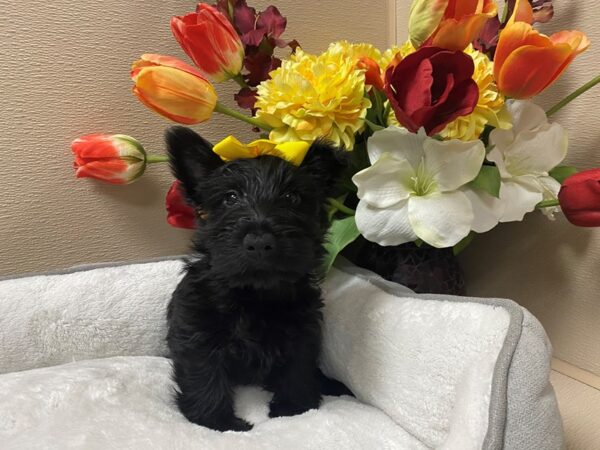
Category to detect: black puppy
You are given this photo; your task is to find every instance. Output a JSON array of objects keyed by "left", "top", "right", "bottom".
[{"left": 165, "top": 127, "right": 347, "bottom": 432}]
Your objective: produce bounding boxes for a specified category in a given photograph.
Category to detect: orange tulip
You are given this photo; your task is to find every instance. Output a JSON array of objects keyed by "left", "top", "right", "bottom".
[
  {"left": 131, "top": 54, "right": 218, "bottom": 124},
  {"left": 409, "top": 0, "right": 497, "bottom": 51},
  {"left": 431, "top": 0, "right": 497, "bottom": 51},
  {"left": 494, "top": 0, "right": 589, "bottom": 99},
  {"left": 356, "top": 56, "right": 384, "bottom": 90}
]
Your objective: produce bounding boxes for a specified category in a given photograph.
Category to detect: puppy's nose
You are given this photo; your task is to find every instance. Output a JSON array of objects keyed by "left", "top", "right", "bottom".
[{"left": 243, "top": 233, "right": 276, "bottom": 256}]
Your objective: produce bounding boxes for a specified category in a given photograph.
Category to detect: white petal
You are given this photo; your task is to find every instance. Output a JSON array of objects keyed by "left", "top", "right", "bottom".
[
  {"left": 352, "top": 153, "right": 414, "bottom": 208},
  {"left": 486, "top": 146, "right": 511, "bottom": 179},
  {"left": 538, "top": 175, "right": 562, "bottom": 200},
  {"left": 355, "top": 199, "right": 417, "bottom": 246},
  {"left": 498, "top": 177, "right": 544, "bottom": 223},
  {"left": 536, "top": 175, "right": 563, "bottom": 220},
  {"left": 489, "top": 126, "right": 516, "bottom": 155},
  {"left": 367, "top": 126, "right": 425, "bottom": 169},
  {"left": 423, "top": 138, "right": 486, "bottom": 192},
  {"left": 502, "top": 123, "right": 568, "bottom": 176},
  {"left": 408, "top": 191, "right": 474, "bottom": 248},
  {"left": 462, "top": 188, "right": 505, "bottom": 234},
  {"left": 506, "top": 100, "right": 548, "bottom": 134}
]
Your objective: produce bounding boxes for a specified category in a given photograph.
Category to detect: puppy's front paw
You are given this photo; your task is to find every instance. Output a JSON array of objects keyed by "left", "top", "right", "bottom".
[
  {"left": 207, "top": 416, "right": 253, "bottom": 432},
  {"left": 268, "top": 395, "right": 321, "bottom": 418},
  {"left": 221, "top": 416, "right": 253, "bottom": 432},
  {"left": 186, "top": 413, "right": 253, "bottom": 432}
]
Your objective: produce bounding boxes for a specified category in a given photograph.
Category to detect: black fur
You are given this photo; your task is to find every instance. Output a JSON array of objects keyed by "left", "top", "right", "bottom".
[{"left": 165, "top": 127, "right": 348, "bottom": 431}]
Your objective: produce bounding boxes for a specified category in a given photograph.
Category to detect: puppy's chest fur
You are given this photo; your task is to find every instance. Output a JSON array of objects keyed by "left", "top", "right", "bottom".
[
  {"left": 168, "top": 265, "right": 323, "bottom": 386},
  {"left": 227, "top": 293, "right": 321, "bottom": 383}
]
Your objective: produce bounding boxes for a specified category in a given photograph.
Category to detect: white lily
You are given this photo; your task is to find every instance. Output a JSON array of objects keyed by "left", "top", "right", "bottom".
[
  {"left": 352, "top": 127, "right": 485, "bottom": 248},
  {"left": 488, "top": 100, "right": 568, "bottom": 222}
]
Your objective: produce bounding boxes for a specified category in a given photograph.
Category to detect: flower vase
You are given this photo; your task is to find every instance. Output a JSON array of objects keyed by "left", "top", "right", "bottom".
[{"left": 346, "top": 238, "right": 466, "bottom": 296}]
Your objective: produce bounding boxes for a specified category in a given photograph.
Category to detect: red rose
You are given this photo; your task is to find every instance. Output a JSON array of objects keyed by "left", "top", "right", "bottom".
[
  {"left": 166, "top": 181, "right": 196, "bottom": 229},
  {"left": 384, "top": 47, "right": 479, "bottom": 135},
  {"left": 558, "top": 169, "right": 600, "bottom": 227}
]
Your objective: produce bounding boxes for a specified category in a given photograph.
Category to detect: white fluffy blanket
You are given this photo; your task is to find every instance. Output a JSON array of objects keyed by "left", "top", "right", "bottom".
[
  {"left": 0, "top": 258, "right": 560, "bottom": 449},
  {"left": 1, "top": 356, "right": 425, "bottom": 450}
]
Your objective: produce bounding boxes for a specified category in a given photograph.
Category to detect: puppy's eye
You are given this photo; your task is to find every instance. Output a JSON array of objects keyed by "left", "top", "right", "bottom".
[
  {"left": 282, "top": 192, "right": 301, "bottom": 205},
  {"left": 224, "top": 191, "right": 240, "bottom": 206}
]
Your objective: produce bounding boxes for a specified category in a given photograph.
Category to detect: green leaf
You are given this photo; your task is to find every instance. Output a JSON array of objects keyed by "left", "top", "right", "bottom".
[
  {"left": 453, "top": 233, "right": 474, "bottom": 256},
  {"left": 549, "top": 166, "right": 578, "bottom": 184},
  {"left": 322, "top": 216, "right": 361, "bottom": 273},
  {"left": 469, "top": 165, "right": 501, "bottom": 198}
]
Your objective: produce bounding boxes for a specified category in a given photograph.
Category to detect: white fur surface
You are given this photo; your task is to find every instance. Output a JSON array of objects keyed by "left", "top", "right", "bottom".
[
  {"left": 0, "top": 260, "right": 185, "bottom": 374},
  {"left": 0, "top": 356, "right": 426, "bottom": 450},
  {"left": 0, "top": 260, "right": 513, "bottom": 449},
  {"left": 322, "top": 269, "right": 510, "bottom": 449}
]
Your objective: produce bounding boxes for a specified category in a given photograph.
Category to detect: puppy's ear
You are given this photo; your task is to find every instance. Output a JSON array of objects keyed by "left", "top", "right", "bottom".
[
  {"left": 166, "top": 126, "right": 223, "bottom": 204},
  {"left": 301, "top": 139, "right": 349, "bottom": 194}
]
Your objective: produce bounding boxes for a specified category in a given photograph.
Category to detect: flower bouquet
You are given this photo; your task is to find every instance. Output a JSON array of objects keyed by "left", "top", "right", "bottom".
[{"left": 72, "top": 0, "right": 600, "bottom": 293}]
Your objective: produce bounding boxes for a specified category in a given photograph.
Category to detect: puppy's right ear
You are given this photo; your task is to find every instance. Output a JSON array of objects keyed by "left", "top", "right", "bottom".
[{"left": 166, "top": 127, "right": 223, "bottom": 204}]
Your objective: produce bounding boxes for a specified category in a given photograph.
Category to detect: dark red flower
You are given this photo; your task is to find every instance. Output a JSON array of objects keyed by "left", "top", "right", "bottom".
[
  {"left": 166, "top": 181, "right": 196, "bottom": 229},
  {"left": 212, "top": 1, "right": 299, "bottom": 112},
  {"left": 384, "top": 47, "right": 479, "bottom": 136},
  {"left": 234, "top": 87, "right": 258, "bottom": 110},
  {"left": 474, "top": 15, "right": 501, "bottom": 56},
  {"left": 244, "top": 50, "right": 282, "bottom": 86},
  {"left": 232, "top": 2, "right": 288, "bottom": 47},
  {"left": 558, "top": 169, "right": 600, "bottom": 227}
]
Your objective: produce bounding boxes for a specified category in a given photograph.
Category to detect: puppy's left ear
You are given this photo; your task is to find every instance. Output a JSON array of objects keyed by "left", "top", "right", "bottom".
[
  {"left": 301, "top": 139, "right": 349, "bottom": 194},
  {"left": 166, "top": 126, "right": 223, "bottom": 205}
]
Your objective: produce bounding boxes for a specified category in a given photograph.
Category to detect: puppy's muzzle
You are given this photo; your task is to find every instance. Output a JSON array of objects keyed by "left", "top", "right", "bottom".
[{"left": 243, "top": 232, "right": 276, "bottom": 258}]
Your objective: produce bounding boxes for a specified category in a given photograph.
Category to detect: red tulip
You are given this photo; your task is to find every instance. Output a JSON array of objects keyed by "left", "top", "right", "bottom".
[
  {"left": 171, "top": 4, "right": 244, "bottom": 82},
  {"left": 72, "top": 134, "right": 146, "bottom": 184},
  {"left": 558, "top": 169, "right": 600, "bottom": 227},
  {"left": 384, "top": 46, "right": 479, "bottom": 135},
  {"left": 166, "top": 181, "right": 197, "bottom": 229}
]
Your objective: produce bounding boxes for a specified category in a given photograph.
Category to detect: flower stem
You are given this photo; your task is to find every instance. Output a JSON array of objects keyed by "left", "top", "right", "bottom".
[
  {"left": 328, "top": 197, "right": 355, "bottom": 216},
  {"left": 537, "top": 199, "right": 560, "bottom": 208},
  {"left": 146, "top": 154, "right": 169, "bottom": 164},
  {"left": 214, "top": 102, "right": 273, "bottom": 131},
  {"left": 546, "top": 74, "right": 600, "bottom": 117},
  {"left": 231, "top": 73, "right": 249, "bottom": 89}
]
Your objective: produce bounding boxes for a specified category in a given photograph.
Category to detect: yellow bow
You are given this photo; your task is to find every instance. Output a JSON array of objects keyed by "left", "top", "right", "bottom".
[{"left": 212, "top": 136, "right": 310, "bottom": 166}]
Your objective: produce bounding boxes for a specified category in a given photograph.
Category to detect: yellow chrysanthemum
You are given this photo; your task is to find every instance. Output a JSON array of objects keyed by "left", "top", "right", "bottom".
[
  {"left": 334, "top": 40, "right": 383, "bottom": 64},
  {"left": 381, "top": 41, "right": 415, "bottom": 69},
  {"left": 255, "top": 43, "right": 372, "bottom": 149},
  {"left": 440, "top": 45, "right": 511, "bottom": 141},
  {"left": 334, "top": 40, "right": 407, "bottom": 71}
]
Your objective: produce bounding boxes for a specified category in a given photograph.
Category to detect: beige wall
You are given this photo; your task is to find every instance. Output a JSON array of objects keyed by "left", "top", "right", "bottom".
[
  {"left": 0, "top": 0, "right": 392, "bottom": 276},
  {"left": 395, "top": 0, "right": 600, "bottom": 376}
]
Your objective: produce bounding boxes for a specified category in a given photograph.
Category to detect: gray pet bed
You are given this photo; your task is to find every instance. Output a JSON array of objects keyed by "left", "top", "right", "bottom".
[{"left": 0, "top": 258, "right": 563, "bottom": 449}]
